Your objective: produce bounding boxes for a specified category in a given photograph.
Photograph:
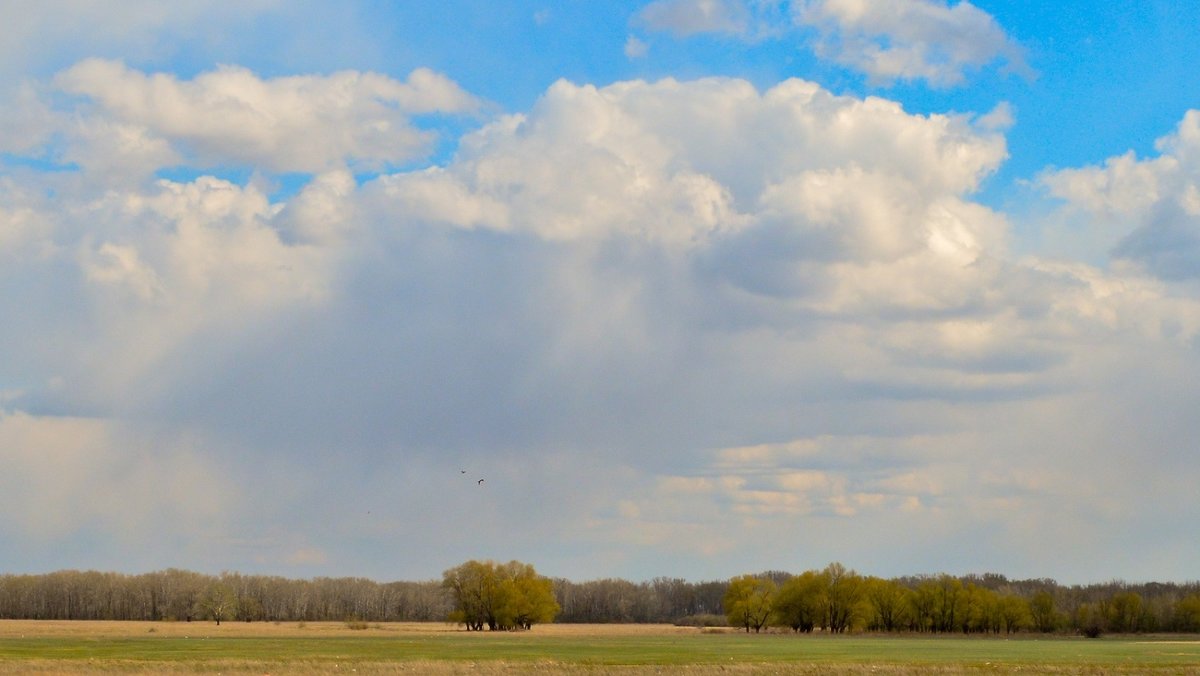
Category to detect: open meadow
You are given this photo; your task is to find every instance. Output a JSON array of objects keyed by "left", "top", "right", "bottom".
[{"left": 1, "top": 621, "right": 1199, "bottom": 675}]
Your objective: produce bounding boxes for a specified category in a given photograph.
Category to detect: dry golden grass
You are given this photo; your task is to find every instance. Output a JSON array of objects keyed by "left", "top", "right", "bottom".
[
  {"left": 2, "top": 622, "right": 1197, "bottom": 675},
  {"left": 1, "top": 619, "right": 427, "bottom": 638},
  {"left": 0, "top": 621, "right": 735, "bottom": 675},
  {"left": 0, "top": 619, "right": 703, "bottom": 639}
]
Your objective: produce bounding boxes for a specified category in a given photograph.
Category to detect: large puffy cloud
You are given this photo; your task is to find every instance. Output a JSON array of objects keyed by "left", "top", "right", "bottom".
[
  {"left": 52, "top": 59, "right": 480, "bottom": 174},
  {"left": 352, "top": 77, "right": 1200, "bottom": 579},
  {"left": 84, "top": 177, "right": 343, "bottom": 417},
  {"left": 370, "top": 77, "right": 1006, "bottom": 243},
  {"left": 0, "top": 58, "right": 476, "bottom": 414},
  {"left": 793, "top": 0, "right": 1027, "bottom": 86},
  {"left": 370, "top": 76, "right": 1009, "bottom": 322},
  {"left": 0, "top": 169, "right": 339, "bottom": 421},
  {"left": 1042, "top": 110, "right": 1200, "bottom": 281},
  {"left": 359, "top": 76, "right": 1197, "bottom": 463},
  {"left": 4, "top": 65, "right": 1200, "bottom": 581}
]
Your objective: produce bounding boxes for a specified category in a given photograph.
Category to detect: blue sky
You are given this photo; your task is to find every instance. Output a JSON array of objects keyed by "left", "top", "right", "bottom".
[{"left": 2, "top": 1, "right": 1200, "bottom": 585}]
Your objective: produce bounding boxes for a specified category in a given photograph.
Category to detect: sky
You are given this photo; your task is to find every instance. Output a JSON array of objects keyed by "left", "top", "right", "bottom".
[{"left": 2, "top": 0, "right": 1199, "bottom": 585}]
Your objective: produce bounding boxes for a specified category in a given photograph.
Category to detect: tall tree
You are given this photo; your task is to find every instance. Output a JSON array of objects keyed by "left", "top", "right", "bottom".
[
  {"left": 497, "top": 561, "right": 560, "bottom": 630},
  {"left": 197, "top": 582, "right": 236, "bottom": 625},
  {"left": 822, "top": 563, "right": 864, "bottom": 633},
  {"left": 930, "top": 574, "right": 964, "bottom": 633},
  {"left": 863, "top": 576, "right": 910, "bottom": 632},
  {"left": 772, "top": 570, "right": 824, "bottom": 633},
  {"left": 998, "top": 594, "right": 1030, "bottom": 634},
  {"left": 724, "top": 575, "right": 775, "bottom": 633},
  {"left": 1174, "top": 595, "right": 1200, "bottom": 632},
  {"left": 1029, "top": 591, "right": 1059, "bottom": 633}
]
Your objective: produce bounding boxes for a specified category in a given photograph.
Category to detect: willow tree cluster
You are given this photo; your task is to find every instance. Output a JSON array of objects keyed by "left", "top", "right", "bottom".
[
  {"left": 441, "top": 560, "right": 560, "bottom": 631},
  {"left": 722, "top": 564, "right": 1200, "bottom": 635}
]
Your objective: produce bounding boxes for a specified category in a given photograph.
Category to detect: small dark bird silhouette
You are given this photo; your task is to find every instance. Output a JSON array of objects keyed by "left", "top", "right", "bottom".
[
  {"left": 460, "top": 469, "right": 466, "bottom": 474},
  {"left": 477, "top": 478, "right": 485, "bottom": 485}
]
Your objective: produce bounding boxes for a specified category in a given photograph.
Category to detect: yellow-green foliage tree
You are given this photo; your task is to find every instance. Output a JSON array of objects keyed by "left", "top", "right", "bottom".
[
  {"left": 502, "top": 562, "right": 559, "bottom": 630},
  {"left": 1108, "top": 591, "right": 1143, "bottom": 633},
  {"left": 772, "top": 570, "right": 824, "bottom": 633},
  {"left": 442, "top": 560, "right": 559, "bottom": 631},
  {"left": 998, "top": 594, "right": 1031, "bottom": 633},
  {"left": 1174, "top": 595, "right": 1200, "bottom": 632},
  {"left": 724, "top": 575, "right": 775, "bottom": 633},
  {"left": 963, "top": 584, "right": 999, "bottom": 633},
  {"left": 822, "top": 562, "right": 864, "bottom": 633},
  {"left": 912, "top": 574, "right": 966, "bottom": 633},
  {"left": 863, "top": 576, "right": 910, "bottom": 632},
  {"left": 1029, "top": 590, "right": 1060, "bottom": 633}
]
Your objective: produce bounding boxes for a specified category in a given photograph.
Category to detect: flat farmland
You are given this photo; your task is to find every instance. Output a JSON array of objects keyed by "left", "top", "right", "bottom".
[{"left": 1, "top": 621, "right": 1198, "bottom": 675}]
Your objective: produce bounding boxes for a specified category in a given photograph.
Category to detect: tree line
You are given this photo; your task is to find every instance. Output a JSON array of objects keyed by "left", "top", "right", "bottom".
[
  {"left": 2, "top": 564, "right": 1199, "bottom": 635},
  {"left": 0, "top": 569, "right": 450, "bottom": 623},
  {"left": 721, "top": 564, "right": 1200, "bottom": 636}
]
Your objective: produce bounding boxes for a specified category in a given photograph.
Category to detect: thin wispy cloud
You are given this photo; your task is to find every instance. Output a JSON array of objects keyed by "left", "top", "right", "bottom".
[
  {"left": 636, "top": 0, "right": 753, "bottom": 37},
  {"left": 634, "top": 0, "right": 1027, "bottom": 87}
]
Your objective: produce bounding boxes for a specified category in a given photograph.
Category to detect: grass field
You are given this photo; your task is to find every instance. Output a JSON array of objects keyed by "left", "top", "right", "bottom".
[{"left": 1, "top": 621, "right": 1198, "bottom": 675}]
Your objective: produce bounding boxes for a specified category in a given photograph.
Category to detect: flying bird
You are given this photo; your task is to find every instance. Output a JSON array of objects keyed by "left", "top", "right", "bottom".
[{"left": 477, "top": 478, "right": 485, "bottom": 485}]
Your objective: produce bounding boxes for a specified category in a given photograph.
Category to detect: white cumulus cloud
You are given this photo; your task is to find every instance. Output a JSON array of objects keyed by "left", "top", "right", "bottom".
[
  {"left": 53, "top": 59, "right": 480, "bottom": 173},
  {"left": 1041, "top": 110, "right": 1200, "bottom": 280},
  {"left": 370, "top": 76, "right": 1005, "bottom": 261},
  {"left": 794, "top": 0, "right": 1026, "bottom": 86}
]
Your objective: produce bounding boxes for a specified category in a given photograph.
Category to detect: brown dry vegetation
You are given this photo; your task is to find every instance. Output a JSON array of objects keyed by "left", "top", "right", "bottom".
[
  {"left": 0, "top": 619, "right": 704, "bottom": 638},
  {"left": 1, "top": 621, "right": 1197, "bottom": 675}
]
